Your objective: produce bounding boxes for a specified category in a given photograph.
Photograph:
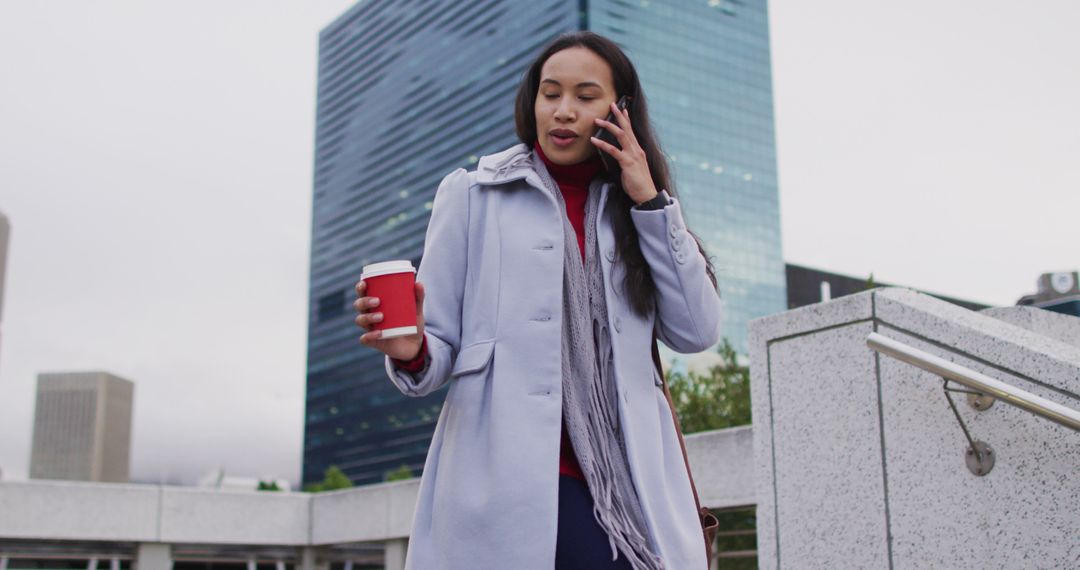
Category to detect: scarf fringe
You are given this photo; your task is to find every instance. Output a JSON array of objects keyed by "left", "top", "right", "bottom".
[{"left": 534, "top": 152, "right": 665, "bottom": 570}]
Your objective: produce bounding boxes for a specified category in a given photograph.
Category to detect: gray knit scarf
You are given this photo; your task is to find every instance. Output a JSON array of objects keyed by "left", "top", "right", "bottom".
[{"left": 532, "top": 152, "right": 665, "bottom": 569}]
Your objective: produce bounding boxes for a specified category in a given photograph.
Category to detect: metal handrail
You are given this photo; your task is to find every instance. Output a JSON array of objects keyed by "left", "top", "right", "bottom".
[{"left": 867, "top": 332, "right": 1080, "bottom": 431}]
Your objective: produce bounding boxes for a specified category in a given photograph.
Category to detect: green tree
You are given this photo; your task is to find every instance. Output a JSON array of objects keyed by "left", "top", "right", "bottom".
[
  {"left": 383, "top": 463, "right": 416, "bottom": 482},
  {"left": 665, "top": 338, "right": 751, "bottom": 434},
  {"left": 257, "top": 480, "right": 282, "bottom": 492},
  {"left": 302, "top": 465, "right": 354, "bottom": 493}
]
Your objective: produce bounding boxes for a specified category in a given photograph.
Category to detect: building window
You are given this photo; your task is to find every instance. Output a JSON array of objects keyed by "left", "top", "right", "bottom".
[{"left": 318, "top": 290, "right": 346, "bottom": 322}]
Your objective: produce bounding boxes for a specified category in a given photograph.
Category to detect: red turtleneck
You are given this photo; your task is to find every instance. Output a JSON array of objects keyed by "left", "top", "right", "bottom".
[
  {"left": 393, "top": 142, "right": 604, "bottom": 481},
  {"left": 534, "top": 141, "right": 604, "bottom": 263}
]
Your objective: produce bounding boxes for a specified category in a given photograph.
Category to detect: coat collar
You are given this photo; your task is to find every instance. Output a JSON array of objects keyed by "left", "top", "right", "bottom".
[
  {"left": 473, "top": 142, "right": 614, "bottom": 275},
  {"left": 474, "top": 143, "right": 534, "bottom": 186},
  {"left": 473, "top": 144, "right": 613, "bottom": 241},
  {"left": 474, "top": 143, "right": 612, "bottom": 197}
]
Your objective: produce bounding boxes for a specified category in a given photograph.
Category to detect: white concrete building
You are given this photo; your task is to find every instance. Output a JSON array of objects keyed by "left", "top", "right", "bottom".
[{"left": 0, "top": 427, "right": 752, "bottom": 570}]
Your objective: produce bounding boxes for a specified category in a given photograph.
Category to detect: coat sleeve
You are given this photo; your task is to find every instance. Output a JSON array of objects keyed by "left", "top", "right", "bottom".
[
  {"left": 630, "top": 190, "right": 723, "bottom": 353},
  {"left": 383, "top": 168, "right": 470, "bottom": 397}
]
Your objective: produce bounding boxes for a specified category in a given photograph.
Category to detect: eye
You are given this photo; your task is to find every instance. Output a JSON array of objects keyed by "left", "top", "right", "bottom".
[
  {"left": 579, "top": 96, "right": 595, "bottom": 100},
  {"left": 543, "top": 94, "right": 558, "bottom": 99}
]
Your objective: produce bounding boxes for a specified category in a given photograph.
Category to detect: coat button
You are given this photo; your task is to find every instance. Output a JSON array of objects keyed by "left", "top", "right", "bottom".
[
  {"left": 605, "top": 249, "right": 615, "bottom": 262},
  {"left": 671, "top": 236, "right": 681, "bottom": 252},
  {"left": 613, "top": 316, "right": 622, "bottom": 332},
  {"left": 675, "top": 252, "right": 687, "bottom": 264},
  {"left": 669, "top": 224, "right": 680, "bottom": 238}
]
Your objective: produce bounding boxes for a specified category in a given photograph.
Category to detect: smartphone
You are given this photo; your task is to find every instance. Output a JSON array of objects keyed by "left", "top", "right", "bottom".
[{"left": 593, "top": 95, "right": 632, "bottom": 177}]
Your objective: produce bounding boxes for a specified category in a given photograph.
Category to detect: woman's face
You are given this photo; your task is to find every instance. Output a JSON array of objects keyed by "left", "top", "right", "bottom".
[{"left": 534, "top": 46, "right": 617, "bottom": 165}]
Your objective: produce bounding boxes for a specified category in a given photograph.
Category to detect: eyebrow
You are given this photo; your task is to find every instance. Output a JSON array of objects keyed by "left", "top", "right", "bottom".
[{"left": 540, "top": 79, "right": 604, "bottom": 89}]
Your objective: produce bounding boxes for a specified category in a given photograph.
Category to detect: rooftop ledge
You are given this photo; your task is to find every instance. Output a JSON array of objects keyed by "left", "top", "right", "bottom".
[{"left": 0, "top": 426, "right": 753, "bottom": 545}]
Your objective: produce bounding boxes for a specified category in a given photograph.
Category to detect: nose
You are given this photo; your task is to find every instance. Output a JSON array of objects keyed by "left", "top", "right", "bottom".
[{"left": 554, "top": 98, "right": 575, "bottom": 122}]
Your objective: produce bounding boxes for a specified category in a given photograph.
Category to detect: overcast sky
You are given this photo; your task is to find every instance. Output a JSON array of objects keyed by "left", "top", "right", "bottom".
[{"left": 1, "top": 0, "right": 1077, "bottom": 488}]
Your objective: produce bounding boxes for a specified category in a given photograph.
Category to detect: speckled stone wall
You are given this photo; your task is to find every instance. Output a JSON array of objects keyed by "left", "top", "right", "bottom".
[
  {"left": 750, "top": 288, "right": 1080, "bottom": 569},
  {"left": 981, "top": 305, "right": 1080, "bottom": 348}
]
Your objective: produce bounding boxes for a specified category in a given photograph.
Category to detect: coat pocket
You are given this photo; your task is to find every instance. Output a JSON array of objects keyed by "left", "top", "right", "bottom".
[{"left": 450, "top": 340, "right": 495, "bottom": 378}]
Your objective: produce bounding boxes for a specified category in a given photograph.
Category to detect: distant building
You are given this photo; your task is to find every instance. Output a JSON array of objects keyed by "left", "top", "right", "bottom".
[
  {"left": 0, "top": 210, "right": 9, "bottom": 368},
  {"left": 30, "top": 371, "right": 134, "bottom": 483},
  {"left": 1017, "top": 271, "right": 1080, "bottom": 317},
  {"left": 786, "top": 263, "right": 989, "bottom": 312}
]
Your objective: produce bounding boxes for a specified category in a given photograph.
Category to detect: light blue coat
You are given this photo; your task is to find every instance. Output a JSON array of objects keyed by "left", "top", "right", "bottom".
[{"left": 384, "top": 143, "right": 722, "bottom": 569}]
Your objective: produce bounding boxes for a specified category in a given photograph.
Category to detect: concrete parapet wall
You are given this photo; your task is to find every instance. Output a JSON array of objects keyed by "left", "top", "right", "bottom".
[
  {"left": 684, "top": 425, "right": 754, "bottom": 510},
  {"left": 0, "top": 479, "right": 159, "bottom": 541},
  {"left": 309, "top": 479, "right": 419, "bottom": 545},
  {"left": 159, "top": 485, "right": 309, "bottom": 544},
  {"left": 0, "top": 480, "right": 309, "bottom": 544},
  {"left": 0, "top": 427, "right": 752, "bottom": 545}
]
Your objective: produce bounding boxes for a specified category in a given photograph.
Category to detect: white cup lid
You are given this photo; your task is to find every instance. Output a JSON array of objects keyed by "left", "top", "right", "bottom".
[{"left": 361, "top": 260, "right": 416, "bottom": 280}]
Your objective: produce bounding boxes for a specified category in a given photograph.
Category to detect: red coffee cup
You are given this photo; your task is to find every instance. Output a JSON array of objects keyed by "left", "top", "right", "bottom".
[{"left": 360, "top": 260, "right": 418, "bottom": 339}]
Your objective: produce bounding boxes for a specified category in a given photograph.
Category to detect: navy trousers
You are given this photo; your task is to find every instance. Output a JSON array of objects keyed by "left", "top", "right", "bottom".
[{"left": 555, "top": 474, "right": 635, "bottom": 569}]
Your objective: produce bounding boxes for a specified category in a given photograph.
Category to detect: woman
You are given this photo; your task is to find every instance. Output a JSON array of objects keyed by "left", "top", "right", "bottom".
[{"left": 353, "top": 31, "right": 721, "bottom": 570}]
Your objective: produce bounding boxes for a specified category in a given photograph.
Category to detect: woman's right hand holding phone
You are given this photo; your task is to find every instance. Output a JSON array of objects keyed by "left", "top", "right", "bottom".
[{"left": 354, "top": 279, "right": 427, "bottom": 362}]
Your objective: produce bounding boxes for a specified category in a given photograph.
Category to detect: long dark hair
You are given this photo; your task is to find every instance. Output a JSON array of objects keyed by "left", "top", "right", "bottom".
[{"left": 514, "top": 31, "right": 718, "bottom": 319}]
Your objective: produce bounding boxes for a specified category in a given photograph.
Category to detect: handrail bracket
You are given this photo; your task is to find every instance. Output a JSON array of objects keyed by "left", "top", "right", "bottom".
[{"left": 943, "top": 379, "right": 996, "bottom": 476}]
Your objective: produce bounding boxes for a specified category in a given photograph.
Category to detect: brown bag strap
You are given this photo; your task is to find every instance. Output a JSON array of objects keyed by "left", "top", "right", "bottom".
[{"left": 652, "top": 335, "right": 719, "bottom": 567}]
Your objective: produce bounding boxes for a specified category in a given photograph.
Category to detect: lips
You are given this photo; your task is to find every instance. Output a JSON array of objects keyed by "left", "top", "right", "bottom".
[{"left": 550, "top": 129, "right": 578, "bottom": 147}]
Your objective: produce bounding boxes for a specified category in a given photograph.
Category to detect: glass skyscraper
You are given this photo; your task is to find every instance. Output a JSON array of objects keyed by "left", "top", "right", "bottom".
[{"left": 305, "top": 0, "right": 784, "bottom": 487}]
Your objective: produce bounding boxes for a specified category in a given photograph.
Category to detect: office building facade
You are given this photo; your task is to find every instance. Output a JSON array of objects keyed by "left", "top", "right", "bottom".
[
  {"left": 29, "top": 371, "right": 134, "bottom": 483},
  {"left": 306, "top": 0, "right": 784, "bottom": 486}
]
